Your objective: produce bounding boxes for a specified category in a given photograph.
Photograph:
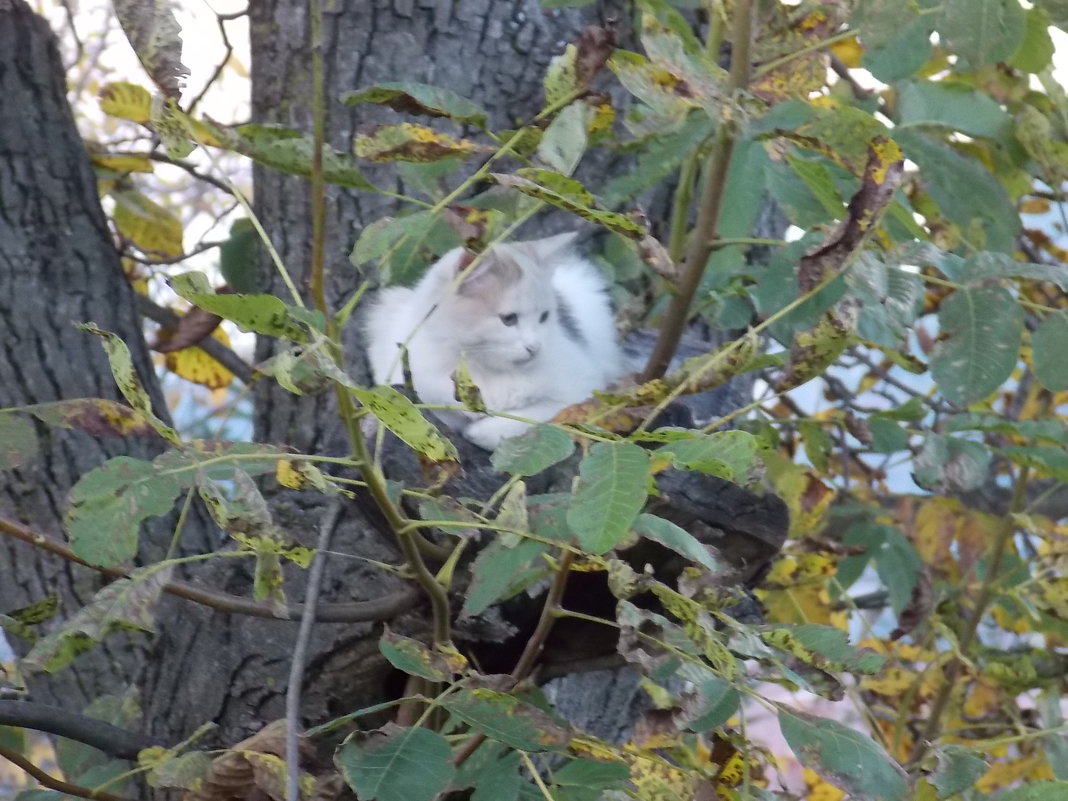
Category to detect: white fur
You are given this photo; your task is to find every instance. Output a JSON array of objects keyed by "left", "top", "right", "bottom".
[{"left": 364, "top": 233, "right": 625, "bottom": 450}]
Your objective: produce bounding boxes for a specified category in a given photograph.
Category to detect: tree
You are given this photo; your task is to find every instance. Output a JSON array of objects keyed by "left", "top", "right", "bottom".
[{"left": 3, "top": 0, "right": 1068, "bottom": 800}]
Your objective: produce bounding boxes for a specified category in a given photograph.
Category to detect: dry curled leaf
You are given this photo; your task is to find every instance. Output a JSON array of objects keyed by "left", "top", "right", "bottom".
[
  {"left": 112, "top": 0, "right": 189, "bottom": 100},
  {"left": 153, "top": 306, "right": 224, "bottom": 353},
  {"left": 183, "top": 720, "right": 315, "bottom": 801},
  {"left": 576, "top": 25, "right": 618, "bottom": 88}
]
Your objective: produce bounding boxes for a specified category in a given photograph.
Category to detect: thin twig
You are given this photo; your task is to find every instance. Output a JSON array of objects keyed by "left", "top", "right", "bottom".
[
  {"left": 0, "top": 743, "right": 134, "bottom": 801},
  {"left": 125, "top": 239, "right": 226, "bottom": 266},
  {"left": 0, "top": 513, "right": 417, "bottom": 623},
  {"left": 146, "top": 152, "right": 236, "bottom": 195},
  {"left": 135, "top": 293, "right": 255, "bottom": 384},
  {"left": 286, "top": 498, "right": 342, "bottom": 801},
  {"left": 185, "top": 9, "right": 237, "bottom": 116}
]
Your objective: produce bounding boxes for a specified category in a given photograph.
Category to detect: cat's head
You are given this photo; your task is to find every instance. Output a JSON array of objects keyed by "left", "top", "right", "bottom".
[{"left": 434, "top": 232, "right": 576, "bottom": 371}]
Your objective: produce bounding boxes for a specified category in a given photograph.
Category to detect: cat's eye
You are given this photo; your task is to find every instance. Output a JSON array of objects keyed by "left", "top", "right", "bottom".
[
  {"left": 539, "top": 311, "right": 549, "bottom": 323},
  {"left": 499, "top": 313, "right": 518, "bottom": 326}
]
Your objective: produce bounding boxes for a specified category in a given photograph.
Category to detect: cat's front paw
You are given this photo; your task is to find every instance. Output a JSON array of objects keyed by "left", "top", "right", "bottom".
[{"left": 463, "top": 416, "right": 531, "bottom": 451}]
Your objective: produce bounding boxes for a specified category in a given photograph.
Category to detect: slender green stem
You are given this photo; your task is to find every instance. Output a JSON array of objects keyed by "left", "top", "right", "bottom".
[
  {"left": 640, "top": 0, "right": 756, "bottom": 382},
  {"left": 667, "top": 152, "right": 700, "bottom": 265},
  {"left": 752, "top": 29, "right": 854, "bottom": 78}
]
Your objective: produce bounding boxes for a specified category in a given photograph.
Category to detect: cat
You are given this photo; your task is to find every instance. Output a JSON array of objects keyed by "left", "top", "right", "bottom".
[{"left": 364, "top": 232, "right": 625, "bottom": 450}]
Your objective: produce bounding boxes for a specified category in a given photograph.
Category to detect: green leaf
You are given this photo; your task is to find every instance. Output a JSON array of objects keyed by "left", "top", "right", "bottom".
[
  {"left": 342, "top": 82, "right": 487, "bottom": 127},
  {"left": 895, "top": 81, "right": 1011, "bottom": 139},
  {"left": 656, "top": 430, "right": 760, "bottom": 483},
  {"left": 566, "top": 442, "right": 650, "bottom": 554},
  {"left": 170, "top": 272, "right": 316, "bottom": 343},
  {"left": 350, "top": 386, "right": 458, "bottom": 462},
  {"left": 601, "top": 113, "right": 716, "bottom": 207},
  {"left": 0, "top": 413, "right": 38, "bottom": 469},
  {"left": 894, "top": 129, "right": 1019, "bottom": 253},
  {"left": 537, "top": 101, "right": 591, "bottom": 175},
  {"left": 24, "top": 565, "right": 173, "bottom": 672},
  {"left": 930, "top": 286, "right": 1024, "bottom": 406},
  {"left": 554, "top": 757, "right": 630, "bottom": 801},
  {"left": 783, "top": 154, "right": 844, "bottom": 219},
  {"left": 848, "top": 254, "right": 923, "bottom": 347},
  {"left": 852, "top": 0, "right": 923, "bottom": 49},
  {"left": 929, "top": 745, "right": 987, "bottom": 799},
  {"left": 937, "top": 0, "right": 1026, "bottom": 68},
  {"left": 349, "top": 211, "right": 460, "bottom": 285},
  {"left": 490, "top": 424, "right": 575, "bottom": 476},
  {"left": 1002, "top": 445, "right": 1068, "bottom": 482},
  {"left": 440, "top": 689, "right": 571, "bottom": 751},
  {"left": 379, "top": 630, "right": 455, "bottom": 682},
  {"left": 632, "top": 514, "right": 724, "bottom": 573},
  {"left": 218, "top": 218, "right": 261, "bottom": 294},
  {"left": 78, "top": 324, "right": 180, "bottom": 444},
  {"left": 1033, "top": 310, "right": 1068, "bottom": 391},
  {"left": 913, "top": 434, "right": 991, "bottom": 493},
  {"left": 684, "top": 675, "right": 740, "bottom": 731},
  {"left": 545, "top": 43, "right": 578, "bottom": 105},
  {"left": 761, "top": 624, "right": 885, "bottom": 675},
  {"left": 459, "top": 746, "right": 521, "bottom": 801},
  {"left": 998, "top": 782, "right": 1068, "bottom": 801},
  {"left": 868, "top": 418, "right": 909, "bottom": 454},
  {"left": 462, "top": 538, "right": 548, "bottom": 617},
  {"left": 1010, "top": 7, "right": 1056, "bottom": 72},
  {"left": 205, "top": 121, "right": 373, "bottom": 190},
  {"left": 338, "top": 726, "right": 455, "bottom": 801},
  {"left": 863, "top": 12, "right": 932, "bottom": 83},
  {"left": 779, "top": 710, "right": 907, "bottom": 801},
  {"left": 490, "top": 169, "right": 646, "bottom": 238},
  {"left": 1038, "top": 0, "right": 1068, "bottom": 28},
  {"left": 946, "top": 251, "right": 1068, "bottom": 292},
  {"left": 66, "top": 456, "right": 183, "bottom": 566}
]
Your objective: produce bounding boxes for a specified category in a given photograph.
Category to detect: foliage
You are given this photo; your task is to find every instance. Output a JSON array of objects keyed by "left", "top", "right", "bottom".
[{"left": 5, "top": 0, "right": 1068, "bottom": 800}]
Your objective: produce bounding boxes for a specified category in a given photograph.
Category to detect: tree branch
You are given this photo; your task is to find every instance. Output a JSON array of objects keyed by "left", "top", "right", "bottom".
[
  {"left": 640, "top": 0, "right": 756, "bottom": 381},
  {"left": 0, "top": 700, "right": 162, "bottom": 760},
  {"left": 0, "top": 742, "right": 135, "bottom": 801},
  {"left": 0, "top": 513, "right": 418, "bottom": 623}
]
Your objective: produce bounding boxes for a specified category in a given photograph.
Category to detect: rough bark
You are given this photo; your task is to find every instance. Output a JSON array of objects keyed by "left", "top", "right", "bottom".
[{"left": 0, "top": 0, "right": 189, "bottom": 712}]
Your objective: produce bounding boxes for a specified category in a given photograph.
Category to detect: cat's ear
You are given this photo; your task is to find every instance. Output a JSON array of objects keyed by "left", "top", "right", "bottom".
[
  {"left": 528, "top": 232, "right": 578, "bottom": 261},
  {"left": 456, "top": 250, "right": 519, "bottom": 296}
]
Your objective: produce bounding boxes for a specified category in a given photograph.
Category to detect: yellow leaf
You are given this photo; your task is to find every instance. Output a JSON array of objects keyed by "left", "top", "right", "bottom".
[
  {"left": 861, "top": 666, "right": 916, "bottom": 697},
  {"left": 962, "top": 677, "right": 1003, "bottom": 718},
  {"left": 977, "top": 755, "right": 1053, "bottom": 792},
  {"left": 91, "top": 153, "right": 154, "bottom": 173},
  {"left": 99, "top": 81, "right": 152, "bottom": 123},
  {"left": 1021, "top": 198, "right": 1051, "bottom": 214},
  {"left": 164, "top": 327, "right": 234, "bottom": 390},
  {"left": 829, "top": 36, "right": 864, "bottom": 68},
  {"left": 803, "top": 767, "right": 845, "bottom": 801},
  {"left": 111, "top": 190, "right": 184, "bottom": 258}
]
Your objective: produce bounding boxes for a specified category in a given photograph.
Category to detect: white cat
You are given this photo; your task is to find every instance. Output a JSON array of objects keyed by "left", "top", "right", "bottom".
[{"left": 364, "top": 233, "right": 625, "bottom": 450}]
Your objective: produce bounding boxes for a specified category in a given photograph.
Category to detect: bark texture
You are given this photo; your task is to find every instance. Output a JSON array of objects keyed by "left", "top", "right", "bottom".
[{"left": 0, "top": 0, "right": 179, "bottom": 711}]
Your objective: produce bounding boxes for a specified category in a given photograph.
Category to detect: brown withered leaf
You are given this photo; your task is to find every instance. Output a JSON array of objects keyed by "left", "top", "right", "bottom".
[
  {"left": 891, "top": 566, "right": 933, "bottom": 640},
  {"left": 28, "top": 398, "right": 157, "bottom": 438},
  {"left": 798, "top": 136, "right": 904, "bottom": 292},
  {"left": 183, "top": 720, "right": 315, "bottom": 801},
  {"left": 638, "top": 234, "right": 677, "bottom": 282},
  {"left": 442, "top": 205, "right": 489, "bottom": 250},
  {"left": 576, "top": 26, "right": 618, "bottom": 87},
  {"left": 153, "top": 306, "right": 224, "bottom": 353}
]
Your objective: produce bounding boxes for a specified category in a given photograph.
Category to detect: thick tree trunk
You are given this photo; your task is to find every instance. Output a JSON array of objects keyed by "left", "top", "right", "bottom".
[{"left": 0, "top": 0, "right": 180, "bottom": 711}]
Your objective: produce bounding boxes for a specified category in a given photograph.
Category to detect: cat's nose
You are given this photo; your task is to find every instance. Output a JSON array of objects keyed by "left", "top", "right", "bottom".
[{"left": 524, "top": 343, "right": 539, "bottom": 357}]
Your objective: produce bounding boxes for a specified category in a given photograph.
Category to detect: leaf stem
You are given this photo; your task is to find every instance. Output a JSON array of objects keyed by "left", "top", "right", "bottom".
[{"left": 640, "top": 0, "right": 756, "bottom": 381}]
